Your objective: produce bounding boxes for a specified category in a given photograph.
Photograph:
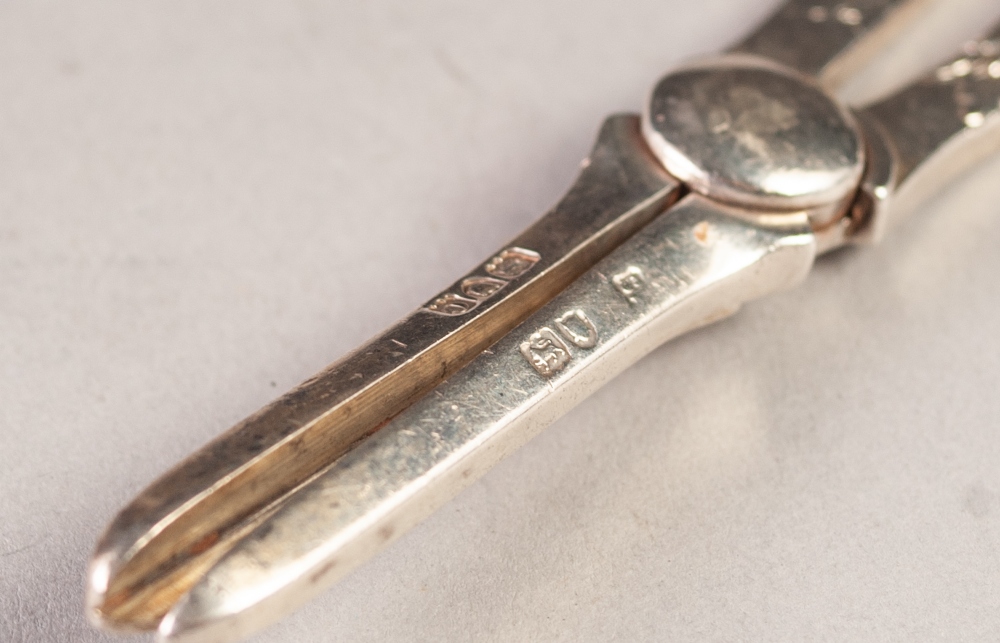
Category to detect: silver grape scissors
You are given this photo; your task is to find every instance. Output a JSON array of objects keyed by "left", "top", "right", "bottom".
[{"left": 87, "top": 1, "right": 1000, "bottom": 640}]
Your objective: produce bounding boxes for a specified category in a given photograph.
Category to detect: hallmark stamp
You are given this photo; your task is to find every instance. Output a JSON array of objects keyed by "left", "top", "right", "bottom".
[
  {"left": 519, "top": 327, "right": 572, "bottom": 377},
  {"left": 612, "top": 266, "right": 646, "bottom": 303},
  {"left": 425, "top": 293, "right": 479, "bottom": 316},
  {"left": 424, "top": 247, "right": 541, "bottom": 316},
  {"left": 554, "top": 309, "right": 597, "bottom": 348},
  {"left": 485, "top": 247, "right": 541, "bottom": 280},
  {"left": 521, "top": 309, "right": 599, "bottom": 377},
  {"left": 460, "top": 276, "right": 508, "bottom": 301}
]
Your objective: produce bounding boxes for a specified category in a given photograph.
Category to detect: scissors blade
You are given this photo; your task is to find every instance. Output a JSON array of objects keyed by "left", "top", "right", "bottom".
[
  {"left": 86, "top": 0, "right": 975, "bottom": 639},
  {"left": 159, "top": 195, "right": 817, "bottom": 643},
  {"left": 87, "top": 114, "right": 680, "bottom": 631},
  {"left": 157, "top": 14, "right": 1000, "bottom": 643}
]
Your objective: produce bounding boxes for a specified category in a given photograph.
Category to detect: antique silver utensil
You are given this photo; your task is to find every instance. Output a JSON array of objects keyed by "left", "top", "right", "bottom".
[{"left": 87, "top": 1, "right": 1000, "bottom": 641}]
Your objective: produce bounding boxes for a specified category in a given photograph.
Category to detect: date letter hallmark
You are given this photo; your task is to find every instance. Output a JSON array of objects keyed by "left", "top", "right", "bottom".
[
  {"left": 425, "top": 293, "right": 479, "bottom": 316},
  {"left": 423, "top": 247, "right": 541, "bottom": 317},
  {"left": 519, "top": 328, "right": 572, "bottom": 377},
  {"left": 612, "top": 266, "right": 646, "bottom": 304},
  {"left": 460, "top": 276, "right": 507, "bottom": 300},
  {"left": 520, "top": 309, "right": 599, "bottom": 377},
  {"left": 484, "top": 247, "right": 540, "bottom": 280}
]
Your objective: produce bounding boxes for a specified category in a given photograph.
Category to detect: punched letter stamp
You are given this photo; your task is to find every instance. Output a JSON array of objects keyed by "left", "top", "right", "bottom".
[
  {"left": 485, "top": 247, "right": 541, "bottom": 280},
  {"left": 612, "top": 266, "right": 646, "bottom": 303},
  {"left": 554, "top": 309, "right": 598, "bottom": 348},
  {"left": 519, "top": 327, "right": 572, "bottom": 377}
]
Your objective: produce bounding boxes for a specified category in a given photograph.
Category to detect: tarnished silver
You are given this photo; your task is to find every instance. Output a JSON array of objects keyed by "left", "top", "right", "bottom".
[
  {"left": 853, "top": 21, "right": 1000, "bottom": 241},
  {"left": 88, "top": 2, "right": 1000, "bottom": 642},
  {"left": 158, "top": 196, "right": 815, "bottom": 642},
  {"left": 731, "top": 0, "right": 934, "bottom": 90},
  {"left": 86, "top": 114, "right": 680, "bottom": 633},
  {"left": 642, "top": 55, "right": 865, "bottom": 214},
  {"left": 156, "top": 195, "right": 816, "bottom": 643}
]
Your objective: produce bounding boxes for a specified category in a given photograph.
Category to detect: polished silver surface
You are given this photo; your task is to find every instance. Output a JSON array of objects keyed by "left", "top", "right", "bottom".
[
  {"left": 157, "top": 195, "right": 816, "bottom": 643},
  {"left": 86, "top": 115, "right": 680, "bottom": 632},
  {"left": 732, "top": 0, "right": 934, "bottom": 89},
  {"left": 85, "top": 2, "right": 1000, "bottom": 642},
  {"left": 642, "top": 55, "right": 864, "bottom": 213},
  {"left": 853, "top": 22, "right": 1000, "bottom": 241}
]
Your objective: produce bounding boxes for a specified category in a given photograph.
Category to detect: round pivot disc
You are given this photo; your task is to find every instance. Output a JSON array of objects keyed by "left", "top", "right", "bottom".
[{"left": 642, "top": 55, "right": 864, "bottom": 211}]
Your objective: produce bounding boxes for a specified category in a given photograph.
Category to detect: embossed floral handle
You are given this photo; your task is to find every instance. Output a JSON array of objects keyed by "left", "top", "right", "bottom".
[{"left": 853, "top": 23, "right": 1000, "bottom": 239}]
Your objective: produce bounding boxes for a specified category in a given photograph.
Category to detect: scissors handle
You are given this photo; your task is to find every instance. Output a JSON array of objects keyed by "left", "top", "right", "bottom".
[
  {"left": 853, "top": 22, "right": 1000, "bottom": 241},
  {"left": 160, "top": 15, "right": 1000, "bottom": 639},
  {"left": 732, "top": 0, "right": 932, "bottom": 89},
  {"left": 87, "top": 2, "right": 1000, "bottom": 640}
]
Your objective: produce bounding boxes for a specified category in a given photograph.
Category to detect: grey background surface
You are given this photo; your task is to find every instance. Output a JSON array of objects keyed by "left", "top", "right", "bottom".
[{"left": 3, "top": 0, "right": 1000, "bottom": 641}]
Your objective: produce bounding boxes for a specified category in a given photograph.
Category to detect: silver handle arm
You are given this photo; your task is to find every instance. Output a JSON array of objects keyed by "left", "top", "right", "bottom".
[
  {"left": 732, "top": 0, "right": 933, "bottom": 89},
  {"left": 157, "top": 195, "right": 815, "bottom": 643},
  {"left": 852, "top": 22, "right": 1000, "bottom": 242}
]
